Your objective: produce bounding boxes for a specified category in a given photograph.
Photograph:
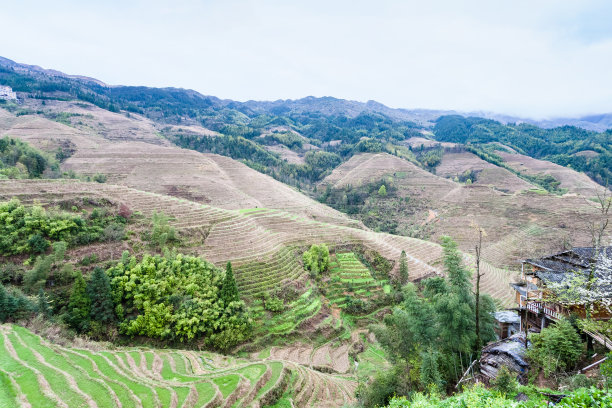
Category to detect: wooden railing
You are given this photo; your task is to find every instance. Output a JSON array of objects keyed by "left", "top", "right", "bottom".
[{"left": 526, "top": 302, "right": 563, "bottom": 320}]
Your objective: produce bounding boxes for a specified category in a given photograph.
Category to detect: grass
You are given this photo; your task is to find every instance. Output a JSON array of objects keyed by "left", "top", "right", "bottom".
[{"left": 213, "top": 374, "right": 240, "bottom": 398}]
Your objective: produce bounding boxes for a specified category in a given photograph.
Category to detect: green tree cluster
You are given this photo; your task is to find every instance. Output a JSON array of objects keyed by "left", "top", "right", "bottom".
[
  {"left": 363, "top": 236, "right": 496, "bottom": 404},
  {"left": 0, "top": 137, "right": 58, "bottom": 179},
  {"left": 108, "top": 253, "right": 251, "bottom": 350},
  {"left": 384, "top": 384, "right": 612, "bottom": 407},
  {"left": 526, "top": 319, "right": 583, "bottom": 377},
  {"left": 302, "top": 244, "right": 330, "bottom": 277},
  {"left": 0, "top": 282, "right": 33, "bottom": 322},
  {"left": 0, "top": 199, "right": 126, "bottom": 256}
]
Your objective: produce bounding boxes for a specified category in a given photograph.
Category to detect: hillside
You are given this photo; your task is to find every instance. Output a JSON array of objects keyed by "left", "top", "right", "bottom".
[
  {"left": 320, "top": 153, "right": 603, "bottom": 269},
  {"left": 496, "top": 150, "right": 607, "bottom": 197},
  {"left": 0, "top": 103, "right": 354, "bottom": 225},
  {"left": 436, "top": 151, "right": 536, "bottom": 193},
  {"left": 0, "top": 179, "right": 515, "bottom": 305}
]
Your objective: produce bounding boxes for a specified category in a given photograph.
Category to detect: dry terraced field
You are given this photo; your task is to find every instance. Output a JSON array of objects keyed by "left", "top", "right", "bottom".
[
  {"left": 321, "top": 153, "right": 604, "bottom": 270},
  {"left": 0, "top": 179, "right": 517, "bottom": 306}
]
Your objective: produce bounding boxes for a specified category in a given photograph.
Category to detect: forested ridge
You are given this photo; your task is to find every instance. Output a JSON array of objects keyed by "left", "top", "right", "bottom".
[{"left": 434, "top": 115, "right": 612, "bottom": 185}]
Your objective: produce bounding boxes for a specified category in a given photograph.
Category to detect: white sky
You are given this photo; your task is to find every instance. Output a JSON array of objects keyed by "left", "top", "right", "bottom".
[{"left": 2, "top": 0, "right": 612, "bottom": 119}]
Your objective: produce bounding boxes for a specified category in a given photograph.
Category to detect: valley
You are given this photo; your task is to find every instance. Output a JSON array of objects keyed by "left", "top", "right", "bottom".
[{"left": 0, "top": 55, "right": 610, "bottom": 407}]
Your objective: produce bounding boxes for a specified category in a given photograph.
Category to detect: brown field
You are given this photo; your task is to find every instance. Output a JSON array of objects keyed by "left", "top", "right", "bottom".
[
  {"left": 404, "top": 136, "right": 456, "bottom": 149},
  {"left": 321, "top": 153, "right": 603, "bottom": 272},
  {"left": 0, "top": 105, "right": 353, "bottom": 225},
  {"left": 497, "top": 150, "right": 606, "bottom": 197},
  {"left": 0, "top": 179, "right": 517, "bottom": 305},
  {"left": 264, "top": 143, "right": 306, "bottom": 164},
  {"left": 437, "top": 151, "right": 535, "bottom": 193}
]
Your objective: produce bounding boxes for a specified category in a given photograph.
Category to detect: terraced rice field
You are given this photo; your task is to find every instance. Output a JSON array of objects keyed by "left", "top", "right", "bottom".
[
  {"left": 0, "top": 179, "right": 517, "bottom": 305},
  {"left": 0, "top": 324, "right": 356, "bottom": 408},
  {"left": 325, "top": 253, "right": 386, "bottom": 308}
]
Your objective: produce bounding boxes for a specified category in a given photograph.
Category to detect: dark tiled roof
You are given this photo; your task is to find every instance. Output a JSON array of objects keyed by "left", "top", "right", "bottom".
[
  {"left": 510, "top": 282, "right": 538, "bottom": 297},
  {"left": 523, "top": 246, "right": 612, "bottom": 294}
]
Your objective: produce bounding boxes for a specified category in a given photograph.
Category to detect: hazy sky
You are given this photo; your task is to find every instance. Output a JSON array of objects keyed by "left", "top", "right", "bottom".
[{"left": 2, "top": 0, "right": 612, "bottom": 118}]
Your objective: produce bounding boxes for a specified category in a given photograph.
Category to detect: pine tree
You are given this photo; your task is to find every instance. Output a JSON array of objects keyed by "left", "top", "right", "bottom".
[
  {"left": 36, "top": 288, "right": 52, "bottom": 318},
  {"left": 220, "top": 262, "right": 239, "bottom": 304},
  {"left": 399, "top": 250, "right": 409, "bottom": 285},
  {"left": 66, "top": 273, "right": 91, "bottom": 333},
  {"left": 87, "top": 267, "right": 115, "bottom": 324}
]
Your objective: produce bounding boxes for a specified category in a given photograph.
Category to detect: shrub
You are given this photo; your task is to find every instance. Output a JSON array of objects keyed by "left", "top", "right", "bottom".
[
  {"left": 103, "top": 223, "right": 125, "bottom": 242},
  {"left": 145, "top": 212, "right": 177, "bottom": 248},
  {"left": 491, "top": 365, "right": 518, "bottom": 396},
  {"left": 92, "top": 173, "right": 107, "bottom": 183},
  {"left": 0, "top": 199, "right": 123, "bottom": 256},
  {"left": 527, "top": 319, "right": 583, "bottom": 377},
  {"left": 263, "top": 292, "right": 284, "bottom": 313},
  {"left": 302, "top": 244, "right": 330, "bottom": 277},
  {"left": 28, "top": 234, "right": 50, "bottom": 254}
]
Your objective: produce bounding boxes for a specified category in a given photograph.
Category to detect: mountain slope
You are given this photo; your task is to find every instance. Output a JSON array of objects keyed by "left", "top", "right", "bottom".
[{"left": 320, "top": 153, "right": 602, "bottom": 269}]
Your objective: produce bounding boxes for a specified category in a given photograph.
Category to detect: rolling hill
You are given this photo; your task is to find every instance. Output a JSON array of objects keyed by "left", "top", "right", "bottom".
[{"left": 319, "top": 152, "right": 603, "bottom": 270}]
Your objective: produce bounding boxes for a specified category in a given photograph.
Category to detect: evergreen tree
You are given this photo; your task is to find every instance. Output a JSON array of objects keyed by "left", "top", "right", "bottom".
[
  {"left": 87, "top": 267, "right": 115, "bottom": 324},
  {"left": 0, "top": 283, "right": 7, "bottom": 322},
  {"left": 378, "top": 184, "right": 387, "bottom": 197},
  {"left": 435, "top": 236, "right": 475, "bottom": 355},
  {"left": 399, "top": 250, "right": 409, "bottom": 285},
  {"left": 220, "top": 262, "right": 239, "bottom": 304},
  {"left": 420, "top": 349, "right": 443, "bottom": 390},
  {"left": 36, "top": 288, "right": 52, "bottom": 318},
  {"left": 65, "top": 273, "right": 91, "bottom": 333}
]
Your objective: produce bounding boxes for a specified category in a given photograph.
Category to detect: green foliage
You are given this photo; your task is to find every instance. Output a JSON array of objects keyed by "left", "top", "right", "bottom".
[
  {"left": 145, "top": 211, "right": 177, "bottom": 248},
  {"left": 527, "top": 319, "right": 583, "bottom": 377},
  {"left": 366, "top": 236, "right": 496, "bottom": 399},
  {"left": 0, "top": 199, "right": 125, "bottom": 256},
  {"left": 23, "top": 255, "right": 52, "bottom": 293},
  {"left": 420, "top": 349, "right": 443, "bottom": 391},
  {"left": 36, "top": 288, "right": 52, "bottom": 318},
  {"left": 65, "top": 273, "right": 91, "bottom": 333},
  {"left": 384, "top": 384, "right": 528, "bottom": 407},
  {"left": 302, "top": 244, "right": 330, "bottom": 277},
  {"left": 357, "top": 363, "right": 413, "bottom": 408},
  {"left": 108, "top": 253, "right": 251, "bottom": 349},
  {"left": 92, "top": 173, "right": 107, "bottom": 183},
  {"left": 266, "top": 131, "right": 303, "bottom": 149},
  {"left": 601, "top": 353, "right": 612, "bottom": 390},
  {"left": 0, "top": 137, "right": 59, "bottom": 179},
  {"left": 87, "top": 267, "right": 115, "bottom": 324},
  {"left": 491, "top": 366, "right": 518, "bottom": 396},
  {"left": 262, "top": 292, "right": 284, "bottom": 313},
  {"left": 0, "top": 282, "right": 33, "bottom": 322},
  {"left": 557, "top": 387, "right": 612, "bottom": 407},
  {"left": 378, "top": 184, "right": 387, "bottom": 197}
]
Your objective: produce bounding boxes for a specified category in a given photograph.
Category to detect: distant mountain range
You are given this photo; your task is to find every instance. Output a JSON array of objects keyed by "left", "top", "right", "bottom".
[{"left": 1, "top": 55, "right": 611, "bottom": 131}]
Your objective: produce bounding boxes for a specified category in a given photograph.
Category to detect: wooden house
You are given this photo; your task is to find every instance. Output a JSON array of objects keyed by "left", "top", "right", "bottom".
[{"left": 510, "top": 246, "right": 612, "bottom": 347}]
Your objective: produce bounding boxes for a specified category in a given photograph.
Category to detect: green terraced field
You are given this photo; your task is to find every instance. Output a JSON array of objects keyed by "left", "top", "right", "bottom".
[
  {"left": 325, "top": 253, "right": 387, "bottom": 308},
  {"left": 0, "top": 324, "right": 357, "bottom": 408}
]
